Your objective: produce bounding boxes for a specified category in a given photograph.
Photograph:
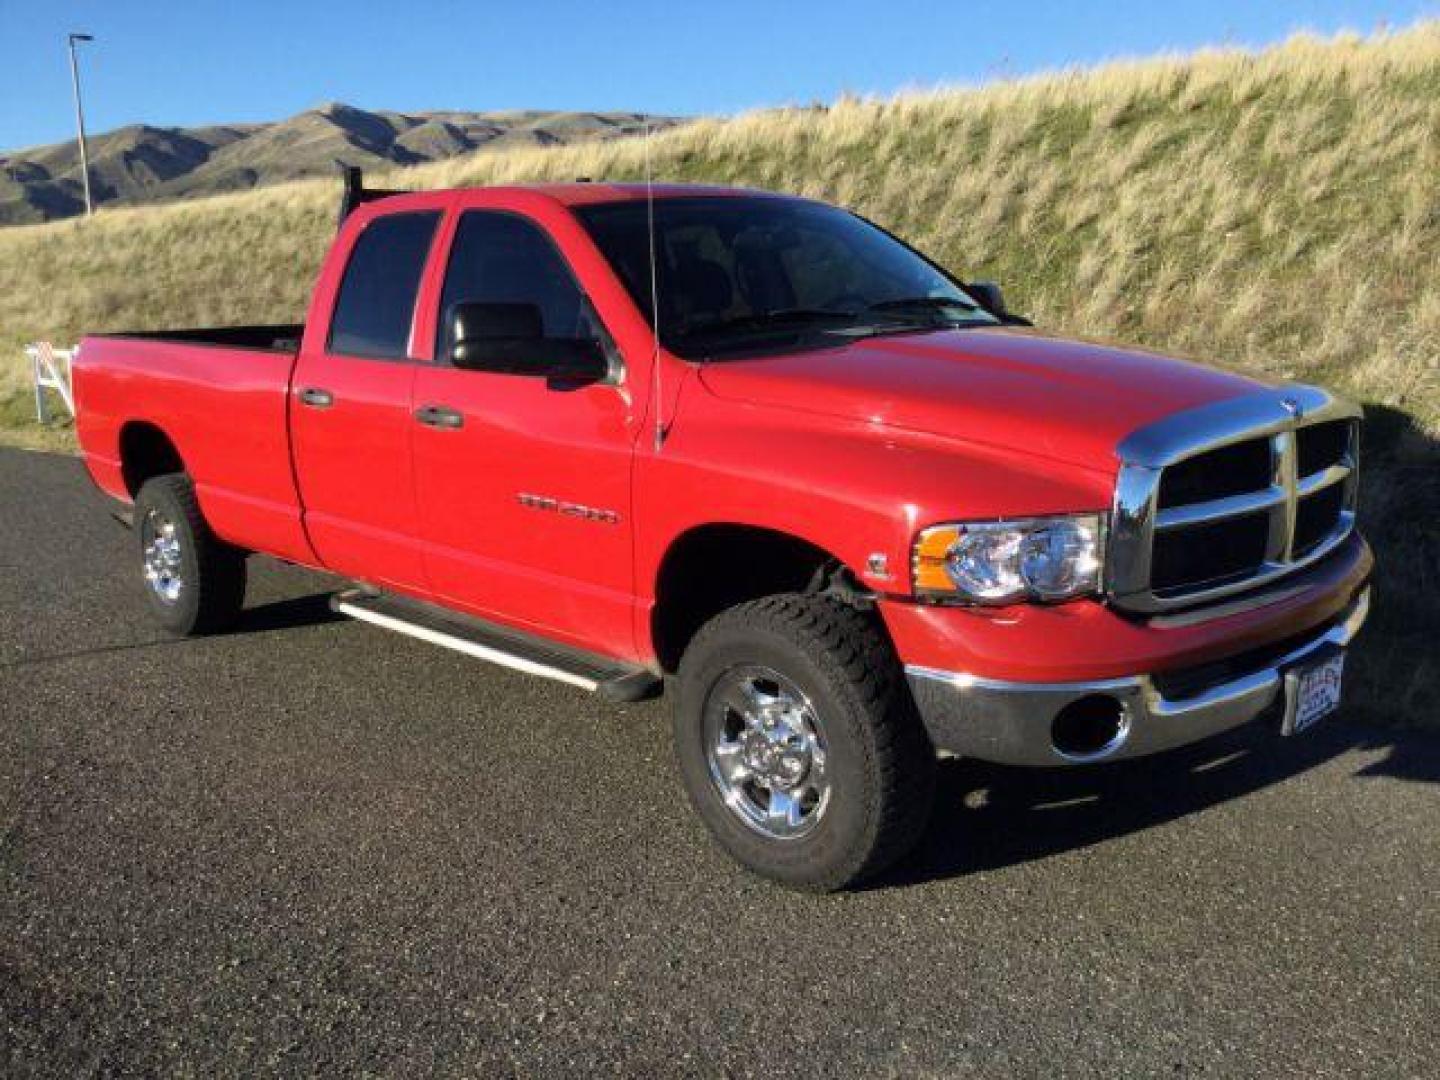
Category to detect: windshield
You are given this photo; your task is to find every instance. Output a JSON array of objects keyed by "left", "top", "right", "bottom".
[{"left": 574, "top": 196, "right": 998, "bottom": 359}]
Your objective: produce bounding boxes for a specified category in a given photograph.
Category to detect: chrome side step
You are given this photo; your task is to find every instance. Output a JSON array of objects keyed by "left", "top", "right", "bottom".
[
  {"left": 330, "top": 588, "right": 661, "bottom": 702},
  {"left": 335, "top": 596, "right": 599, "bottom": 691}
]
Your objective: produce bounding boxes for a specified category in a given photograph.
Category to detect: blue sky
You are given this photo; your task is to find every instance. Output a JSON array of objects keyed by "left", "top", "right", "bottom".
[{"left": 4, "top": 1, "right": 1437, "bottom": 150}]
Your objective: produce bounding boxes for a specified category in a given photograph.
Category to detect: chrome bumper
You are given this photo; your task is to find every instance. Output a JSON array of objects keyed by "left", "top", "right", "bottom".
[{"left": 905, "top": 588, "right": 1370, "bottom": 767}]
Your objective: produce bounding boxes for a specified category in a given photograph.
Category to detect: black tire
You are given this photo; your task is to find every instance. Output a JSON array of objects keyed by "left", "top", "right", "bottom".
[
  {"left": 674, "top": 594, "right": 935, "bottom": 891},
  {"left": 133, "top": 473, "right": 246, "bottom": 635}
]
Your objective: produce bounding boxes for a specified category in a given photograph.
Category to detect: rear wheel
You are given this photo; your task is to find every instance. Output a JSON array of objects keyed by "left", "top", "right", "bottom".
[
  {"left": 134, "top": 474, "right": 246, "bottom": 635},
  {"left": 674, "top": 594, "right": 935, "bottom": 891}
]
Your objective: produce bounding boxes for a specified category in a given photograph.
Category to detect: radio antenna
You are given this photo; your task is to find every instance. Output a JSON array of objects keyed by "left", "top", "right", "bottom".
[{"left": 644, "top": 119, "right": 665, "bottom": 452}]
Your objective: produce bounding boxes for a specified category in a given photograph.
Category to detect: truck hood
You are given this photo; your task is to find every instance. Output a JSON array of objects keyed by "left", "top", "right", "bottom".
[{"left": 696, "top": 328, "right": 1265, "bottom": 469}]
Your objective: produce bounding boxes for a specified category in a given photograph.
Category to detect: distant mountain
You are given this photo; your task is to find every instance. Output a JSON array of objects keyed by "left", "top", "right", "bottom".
[{"left": 0, "top": 104, "right": 681, "bottom": 225}]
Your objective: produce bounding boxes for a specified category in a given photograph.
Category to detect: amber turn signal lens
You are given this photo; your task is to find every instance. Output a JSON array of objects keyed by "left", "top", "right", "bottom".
[{"left": 913, "top": 525, "right": 962, "bottom": 592}]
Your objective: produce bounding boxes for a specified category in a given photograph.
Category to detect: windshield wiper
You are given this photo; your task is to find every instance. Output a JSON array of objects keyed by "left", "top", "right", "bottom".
[
  {"left": 813, "top": 297, "right": 994, "bottom": 340},
  {"left": 682, "top": 308, "right": 861, "bottom": 337},
  {"left": 868, "top": 296, "right": 981, "bottom": 319},
  {"left": 677, "top": 301, "right": 992, "bottom": 353}
]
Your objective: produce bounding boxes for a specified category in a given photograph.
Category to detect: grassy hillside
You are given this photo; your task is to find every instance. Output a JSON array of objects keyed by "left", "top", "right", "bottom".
[{"left": 1, "top": 25, "right": 1435, "bottom": 724}]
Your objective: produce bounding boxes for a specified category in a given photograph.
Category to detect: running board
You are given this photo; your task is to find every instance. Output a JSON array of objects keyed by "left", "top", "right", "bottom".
[{"left": 330, "top": 589, "right": 661, "bottom": 702}]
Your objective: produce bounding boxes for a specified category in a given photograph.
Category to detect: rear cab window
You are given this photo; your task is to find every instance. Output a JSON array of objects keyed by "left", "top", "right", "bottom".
[{"left": 328, "top": 211, "right": 442, "bottom": 359}]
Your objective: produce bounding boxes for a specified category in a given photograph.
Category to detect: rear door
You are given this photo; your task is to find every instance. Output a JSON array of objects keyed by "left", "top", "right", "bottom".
[
  {"left": 291, "top": 207, "right": 442, "bottom": 591},
  {"left": 410, "top": 205, "right": 641, "bottom": 657}
]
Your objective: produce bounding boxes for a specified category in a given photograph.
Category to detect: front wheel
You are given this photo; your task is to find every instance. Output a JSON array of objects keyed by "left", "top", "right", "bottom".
[
  {"left": 134, "top": 474, "right": 247, "bottom": 636},
  {"left": 674, "top": 594, "right": 935, "bottom": 891}
]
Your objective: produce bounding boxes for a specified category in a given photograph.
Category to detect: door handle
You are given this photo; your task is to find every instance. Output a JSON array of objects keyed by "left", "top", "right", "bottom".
[
  {"left": 299, "top": 387, "right": 334, "bottom": 408},
  {"left": 414, "top": 404, "right": 464, "bottom": 430}
]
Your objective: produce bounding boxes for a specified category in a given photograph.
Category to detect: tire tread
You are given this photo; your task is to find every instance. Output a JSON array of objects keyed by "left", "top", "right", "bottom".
[
  {"left": 680, "top": 592, "right": 934, "bottom": 890},
  {"left": 135, "top": 473, "right": 246, "bottom": 635}
]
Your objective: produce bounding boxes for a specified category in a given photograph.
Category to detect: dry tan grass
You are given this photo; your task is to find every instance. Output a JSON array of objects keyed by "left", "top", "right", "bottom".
[
  {"left": 5, "top": 23, "right": 1435, "bottom": 424},
  {"left": 1, "top": 23, "right": 1435, "bottom": 723}
]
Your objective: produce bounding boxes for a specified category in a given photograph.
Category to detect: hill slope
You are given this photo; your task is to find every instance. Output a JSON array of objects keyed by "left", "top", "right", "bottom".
[
  {"left": 1, "top": 24, "right": 1436, "bottom": 724},
  {"left": 0, "top": 105, "right": 679, "bottom": 225}
]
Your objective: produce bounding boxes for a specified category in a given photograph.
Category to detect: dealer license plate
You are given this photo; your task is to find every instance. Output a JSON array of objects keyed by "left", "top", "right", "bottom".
[{"left": 1283, "top": 651, "right": 1345, "bottom": 735}]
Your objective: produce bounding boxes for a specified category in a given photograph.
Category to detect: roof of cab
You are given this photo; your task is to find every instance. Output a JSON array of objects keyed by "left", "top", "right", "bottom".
[
  {"left": 500, "top": 182, "right": 786, "bottom": 206},
  {"left": 369, "top": 181, "right": 789, "bottom": 209},
  {"left": 349, "top": 182, "right": 799, "bottom": 223}
]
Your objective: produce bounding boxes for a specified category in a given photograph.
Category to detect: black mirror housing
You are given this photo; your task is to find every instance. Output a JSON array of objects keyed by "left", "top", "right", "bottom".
[
  {"left": 969, "top": 281, "right": 1007, "bottom": 316},
  {"left": 449, "top": 301, "right": 609, "bottom": 382}
]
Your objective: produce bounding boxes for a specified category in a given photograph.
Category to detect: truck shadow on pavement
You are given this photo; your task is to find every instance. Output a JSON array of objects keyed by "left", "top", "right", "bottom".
[
  {"left": 880, "top": 718, "right": 1438, "bottom": 888},
  {"left": 0, "top": 594, "right": 342, "bottom": 670},
  {"left": 232, "top": 591, "right": 345, "bottom": 634}
]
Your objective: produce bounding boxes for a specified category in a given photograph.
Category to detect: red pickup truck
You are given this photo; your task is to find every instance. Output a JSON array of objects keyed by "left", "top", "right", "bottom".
[{"left": 74, "top": 174, "right": 1372, "bottom": 890}]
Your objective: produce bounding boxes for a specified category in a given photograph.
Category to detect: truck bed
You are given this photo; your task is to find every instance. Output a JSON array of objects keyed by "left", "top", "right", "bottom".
[
  {"left": 73, "top": 327, "right": 315, "bottom": 566},
  {"left": 95, "top": 324, "right": 304, "bottom": 353}
]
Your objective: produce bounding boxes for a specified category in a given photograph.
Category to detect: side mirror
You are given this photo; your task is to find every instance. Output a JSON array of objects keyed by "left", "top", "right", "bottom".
[
  {"left": 449, "top": 301, "right": 609, "bottom": 382},
  {"left": 968, "top": 281, "right": 1007, "bottom": 316}
]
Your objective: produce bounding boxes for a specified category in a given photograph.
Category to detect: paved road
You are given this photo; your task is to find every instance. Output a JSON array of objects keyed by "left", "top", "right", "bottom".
[{"left": 2, "top": 448, "right": 1437, "bottom": 1077}]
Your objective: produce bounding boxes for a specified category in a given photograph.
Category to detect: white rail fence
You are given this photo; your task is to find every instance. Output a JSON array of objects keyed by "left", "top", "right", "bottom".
[{"left": 27, "top": 342, "right": 77, "bottom": 424}]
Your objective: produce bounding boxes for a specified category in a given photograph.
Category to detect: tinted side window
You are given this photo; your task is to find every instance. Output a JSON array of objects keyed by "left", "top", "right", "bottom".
[
  {"left": 438, "top": 212, "right": 590, "bottom": 359},
  {"left": 328, "top": 211, "right": 441, "bottom": 359}
]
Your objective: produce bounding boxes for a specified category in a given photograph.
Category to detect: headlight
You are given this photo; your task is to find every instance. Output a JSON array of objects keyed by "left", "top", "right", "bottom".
[{"left": 913, "top": 514, "right": 1105, "bottom": 604}]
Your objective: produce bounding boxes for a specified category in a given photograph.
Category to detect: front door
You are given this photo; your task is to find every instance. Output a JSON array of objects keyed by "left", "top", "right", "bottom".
[
  {"left": 411, "top": 209, "right": 639, "bottom": 658},
  {"left": 291, "top": 208, "right": 441, "bottom": 592}
]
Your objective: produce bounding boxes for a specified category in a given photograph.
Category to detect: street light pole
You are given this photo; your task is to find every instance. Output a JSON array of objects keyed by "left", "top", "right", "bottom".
[{"left": 67, "top": 33, "right": 95, "bottom": 217}]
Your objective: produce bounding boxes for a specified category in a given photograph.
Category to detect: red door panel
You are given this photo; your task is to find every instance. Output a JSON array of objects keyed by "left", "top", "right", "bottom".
[
  {"left": 409, "top": 202, "right": 643, "bottom": 659},
  {"left": 289, "top": 203, "right": 447, "bottom": 593},
  {"left": 290, "top": 356, "right": 424, "bottom": 591},
  {"left": 411, "top": 369, "right": 638, "bottom": 656}
]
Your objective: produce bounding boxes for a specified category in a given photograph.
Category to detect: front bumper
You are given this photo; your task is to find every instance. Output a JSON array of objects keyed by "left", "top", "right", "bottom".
[{"left": 906, "top": 587, "right": 1369, "bottom": 767}]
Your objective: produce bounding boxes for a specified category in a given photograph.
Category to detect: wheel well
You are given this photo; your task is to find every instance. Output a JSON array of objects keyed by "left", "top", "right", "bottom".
[
  {"left": 652, "top": 525, "right": 858, "bottom": 672},
  {"left": 119, "top": 422, "right": 184, "bottom": 497}
]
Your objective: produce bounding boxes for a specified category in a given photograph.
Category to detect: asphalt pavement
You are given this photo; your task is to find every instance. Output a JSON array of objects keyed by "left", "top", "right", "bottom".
[{"left": 2, "top": 448, "right": 1437, "bottom": 1077}]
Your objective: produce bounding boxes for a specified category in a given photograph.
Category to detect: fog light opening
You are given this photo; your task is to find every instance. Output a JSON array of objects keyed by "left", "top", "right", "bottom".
[{"left": 1052, "top": 695, "right": 1129, "bottom": 762}]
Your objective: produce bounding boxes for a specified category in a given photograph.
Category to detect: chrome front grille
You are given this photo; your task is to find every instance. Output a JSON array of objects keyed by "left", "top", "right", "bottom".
[{"left": 1108, "top": 386, "right": 1361, "bottom": 613}]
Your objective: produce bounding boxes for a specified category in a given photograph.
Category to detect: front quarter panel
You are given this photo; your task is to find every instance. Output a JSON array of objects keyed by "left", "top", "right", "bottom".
[{"left": 633, "top": 380, "right": 1116, "bottom": 654}]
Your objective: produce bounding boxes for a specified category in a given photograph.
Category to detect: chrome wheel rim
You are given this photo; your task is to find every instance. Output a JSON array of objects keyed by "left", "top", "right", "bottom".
[
  {"left": 140, "top": 510, "right": 184, "bottom": 604},
  {"left": 703, "top": 664, "right": 831, "bottom": 840}
]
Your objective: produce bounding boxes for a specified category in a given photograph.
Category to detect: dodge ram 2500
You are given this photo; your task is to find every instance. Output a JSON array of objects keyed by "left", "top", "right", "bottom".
[{"left": 74, "top": 173, "right": 1372, "bottom": 890}]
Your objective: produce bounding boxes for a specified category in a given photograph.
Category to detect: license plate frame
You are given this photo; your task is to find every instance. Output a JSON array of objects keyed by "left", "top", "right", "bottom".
[{"left": 1281, "top": 647, "right": 1345, "bottom": 736}]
